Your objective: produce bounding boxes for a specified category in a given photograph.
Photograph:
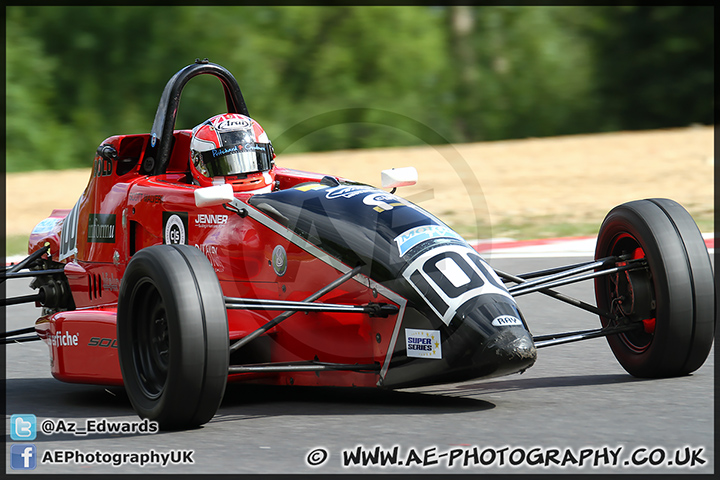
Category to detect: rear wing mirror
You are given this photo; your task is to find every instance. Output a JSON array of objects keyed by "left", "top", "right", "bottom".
[
  {"left": 381, "top": 167, "right": 418, "bottom": 190},
  {"left": 195, "top": 183, "right": 234, "bottom": 207}
]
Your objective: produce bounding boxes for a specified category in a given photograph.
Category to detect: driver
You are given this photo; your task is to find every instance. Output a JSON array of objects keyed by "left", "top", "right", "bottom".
[{"left": 189, "top": 113, "right": 276, "bottom": 192}]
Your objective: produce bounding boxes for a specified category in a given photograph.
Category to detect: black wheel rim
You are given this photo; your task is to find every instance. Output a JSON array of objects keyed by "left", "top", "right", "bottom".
[
  {"left": 605, "top": 232, "right": 656, "bottom": 353},
  {"left": 130, "top": 279, "right": 170, "bottom": 399}
]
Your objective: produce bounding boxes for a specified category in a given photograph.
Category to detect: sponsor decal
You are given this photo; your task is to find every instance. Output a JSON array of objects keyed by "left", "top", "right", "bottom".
[
  {"left": 195, "top": 213, "right": 229, "bottom": 227},
  {"left": 272, "top": 245, "right": 287, "bottom": 276},
  {"left": 405, "top": 329, "right": 442, "bottom": 359},
  {"left": 362, "top": 192, "right": 405, "bottom": 213},
  {"left": 163, "top": 212, "right": 188, "bottom": 244},
  {"left": 128, "top": 193, "right": 162, "bottom": 204},
  {"left": 216, "top": 117, "right": 251, "bottom": 131},
  {"left": 48, "top": 331, "right": 79, "bottom": 347},
  {"left": 31, "top": 218, "right": 61, "bottom": 235},
  {"left": 247, "top": 143, "right": 269, "bottom": 153},
  {"left": 88, "top": 337, "right": 118, "bottom": 348},
  {"left": 101, "top": 272, "right": 120, "bottom": 292},
  {"left": 325, "top": 185, "right": 376, "bottom": 199},
  {"left": 195, "top": 244, "right": 225, "bottom": 272},
  {"left": 87, "top": 214, "right": 116, "bottom": 243},
  {"left": 211, "top": 145, "right": 240, "bottom": 158},
  {"left": 95, "top": 155, "right": 112, "bottom": 177},
  {"left": 324, "top": 186, "right": 407, "bottom": 212},
  {"left": 59, "top": 199, "right": 81, "bottom": 261},
  {"left": 394, "top": 225, "right": 464, "bottom": 257},
  {"left": 491, "top": 315, "right": 523, "bottom": 327}
]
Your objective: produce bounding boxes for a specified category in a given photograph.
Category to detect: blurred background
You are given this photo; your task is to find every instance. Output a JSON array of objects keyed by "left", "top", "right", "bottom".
[{"left": 5, "top": 5, "right": 714, "bottom": 172}]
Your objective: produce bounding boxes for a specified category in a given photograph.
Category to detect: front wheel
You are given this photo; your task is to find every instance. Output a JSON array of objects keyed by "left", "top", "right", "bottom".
[
  {"left": 117, "top": 244, "right": 229, "bottom": 429},
  {"left": 594, "top": 198, "right": 714, "bottom": 378}
]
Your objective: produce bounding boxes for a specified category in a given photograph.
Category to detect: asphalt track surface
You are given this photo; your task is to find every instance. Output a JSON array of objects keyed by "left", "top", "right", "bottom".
[{"left": 4, "top": 255, "right": 715, "bottom": 475}]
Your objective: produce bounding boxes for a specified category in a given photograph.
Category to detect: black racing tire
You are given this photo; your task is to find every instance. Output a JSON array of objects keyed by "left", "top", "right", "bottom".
[
  {"left": 117, "top": 244, "right": 229, "bottom": 429},
  {"left": 594, "top": 198, "right": 714, "bottom": 378}
]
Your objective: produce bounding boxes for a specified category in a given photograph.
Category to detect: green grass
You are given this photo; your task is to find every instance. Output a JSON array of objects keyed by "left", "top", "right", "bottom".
[
  {"left": 5, "top": 234, "right": 29, "bottom": 258},
  {"left": 694, "top": 217, "right": 715, "bottom": 235}
]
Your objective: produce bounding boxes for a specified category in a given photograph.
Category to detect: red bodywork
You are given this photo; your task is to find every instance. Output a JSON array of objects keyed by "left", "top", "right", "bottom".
[{"left": 31, "top": 131, "right": 401, "bottom": 388}]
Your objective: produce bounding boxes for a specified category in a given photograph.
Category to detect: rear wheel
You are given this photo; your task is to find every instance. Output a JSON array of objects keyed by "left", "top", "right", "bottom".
[
  {"left": 595, "top": 198, "right": 714, "bottom": 377},
  {"left": 117, "top": 244, "right": 229, "bottom": 429}
]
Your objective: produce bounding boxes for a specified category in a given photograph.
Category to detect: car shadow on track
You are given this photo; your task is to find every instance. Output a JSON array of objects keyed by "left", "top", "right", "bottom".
[
  {"left": 418, "top": 373, "right": 655, "bottom": 396},
  {"left": 212, "top": 373, "right": 655, "bottom": 424},
  {"left": 6, "top": 377, "right": 496, "bottom": 422},
  {"left": 5, "top": 373, "right": 661, "bottom": 432},
  {"left": 215, "top": 383, "right": 495, "bottom": 422}
]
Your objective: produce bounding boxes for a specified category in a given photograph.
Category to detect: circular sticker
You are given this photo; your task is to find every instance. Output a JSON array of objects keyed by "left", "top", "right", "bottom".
[
  {"left": 272, "top": 245, "right": 287, "bottom": 276},
  {"left": 164, "top": 214, "right": 186, "bottom": 244}
]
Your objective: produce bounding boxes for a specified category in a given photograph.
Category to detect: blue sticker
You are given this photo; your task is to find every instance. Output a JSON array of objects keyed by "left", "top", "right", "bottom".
[
  {"left": 31, "top": 218, "right": 61, "bottom": 234},
  {"left": 394, "top": 225, "right": 463, "bottom": 257}
]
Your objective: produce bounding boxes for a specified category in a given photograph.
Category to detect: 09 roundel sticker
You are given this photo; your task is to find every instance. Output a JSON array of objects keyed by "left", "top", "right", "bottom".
[{"left": 163, "top": 212, "right": 188, "bottom": 245}]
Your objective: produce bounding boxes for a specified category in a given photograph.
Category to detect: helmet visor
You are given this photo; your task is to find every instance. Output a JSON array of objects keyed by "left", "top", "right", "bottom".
[{"left": 200, "top": 143, "right": 274, "bottom": 177}]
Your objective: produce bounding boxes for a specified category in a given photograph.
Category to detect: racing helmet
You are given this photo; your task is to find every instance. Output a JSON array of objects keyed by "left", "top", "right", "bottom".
[{"left": 190, "top": 113, "right": 275, "bottom": 189}]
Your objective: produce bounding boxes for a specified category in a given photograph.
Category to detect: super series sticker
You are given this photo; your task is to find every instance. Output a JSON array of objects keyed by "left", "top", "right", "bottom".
[{"left": 405, "top": 329, "right": 442, "bottom": 359}]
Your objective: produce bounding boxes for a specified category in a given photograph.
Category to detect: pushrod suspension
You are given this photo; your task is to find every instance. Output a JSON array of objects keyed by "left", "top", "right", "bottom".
[
  {"left": 509, "top": 260, "right": 645, "bottom": 297},
  {"left": 1, "top": 294, "right": 42, "bottom": 307},
  {"left": 494, "top": 269, "right": 616, "bottom": 321},
  {"left": 0, "top": 326, "right": 41, "bottom": 344},
  {"left": 512, "top": 259, "right": 601, "bottom": 280},
  {"left": 4, "top": 245, "right": 49, "bottom": 275},
  {"left": 229, "top": 361, "right": 380, "bottom": 374},
  {"left": 507, "top": 257, "right": 613, "bottom": 294},
  {"left": 225, "top": 297, "right": 397, "bottom": 317},
  {"left": 229, "top": 265, "right": 363, "bottom": 353},
  {"left": 533, "top": 322, "right": 643, "bottom": 348},
  {"left": 0, "top": 326, "right": 37, "bottom": 338},
  {"left": 2, "top": 268, "right": 65, "bottom": 281}
]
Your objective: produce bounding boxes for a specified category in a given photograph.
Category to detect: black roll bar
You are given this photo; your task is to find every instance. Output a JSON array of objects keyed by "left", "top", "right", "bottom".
[{"left": 147, "top": 59, "right": 250, "bottom": 176}]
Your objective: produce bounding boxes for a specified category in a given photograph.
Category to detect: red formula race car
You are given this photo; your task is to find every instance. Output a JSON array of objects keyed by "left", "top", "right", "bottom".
[{"left": 3, "top": 61, "right": 715, "bottom": 430}]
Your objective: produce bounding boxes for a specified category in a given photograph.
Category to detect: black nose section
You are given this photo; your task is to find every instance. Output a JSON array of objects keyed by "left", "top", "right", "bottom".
[
  {"left": 381, "top": 295, "right": 537, "bottom": 389},
  {"left": 473, "top": 327, "right": 537, "bottom": 379}
]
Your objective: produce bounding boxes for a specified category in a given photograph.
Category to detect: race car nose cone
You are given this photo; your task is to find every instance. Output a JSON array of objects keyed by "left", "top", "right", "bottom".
[{"left": 474, "top": 327, "right": 537, "bottom": 378}]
